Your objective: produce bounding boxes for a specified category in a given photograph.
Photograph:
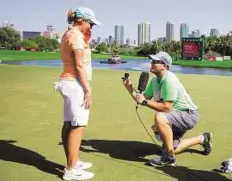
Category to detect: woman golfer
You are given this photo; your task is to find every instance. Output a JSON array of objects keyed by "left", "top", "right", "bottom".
[{"left": 55, "top": 7, "right": 101, "bottom": 180}]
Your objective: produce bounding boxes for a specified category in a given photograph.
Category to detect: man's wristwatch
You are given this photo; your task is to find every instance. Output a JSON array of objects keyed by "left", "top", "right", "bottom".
[{"left": 141, "top": 99, "right": 148, "bottom": 106}]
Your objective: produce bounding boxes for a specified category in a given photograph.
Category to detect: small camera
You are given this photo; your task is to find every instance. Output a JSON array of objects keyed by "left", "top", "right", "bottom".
[{"left": 122, "top": 73, "right": 129, "bottom": 80}]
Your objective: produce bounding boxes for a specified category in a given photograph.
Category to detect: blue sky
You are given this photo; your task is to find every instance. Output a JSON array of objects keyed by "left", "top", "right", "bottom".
[{"left": 1, "top": 0, "right": 231, "bottom": 41}]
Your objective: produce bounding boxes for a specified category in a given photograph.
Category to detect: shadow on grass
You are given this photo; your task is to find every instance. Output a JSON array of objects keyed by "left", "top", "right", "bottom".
[
  {"left": 153, "top": 165, "right": 231, "bottom": 181},
  {"left": 80, "top": 139, "right": 206, "bottom": 162},
  {"left": 80, "top": 139, "right": 163, "bottom": 162},
  {"left": 80, "top": 139, "right": 231, "bottom": 181},
  {"left": 0, "top": 140, "right": 63, "bottom": 178},
  {"left": 183, "top": 148, "right": 206, "bottom": 155}
]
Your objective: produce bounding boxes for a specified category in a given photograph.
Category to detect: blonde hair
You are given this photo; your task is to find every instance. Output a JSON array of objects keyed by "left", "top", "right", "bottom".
[
  {"left": 67, "top": 9, "right": 75, "bottom": 24},
  {"left": 68, "top": 9, "right": 85, "bottom": 23}
]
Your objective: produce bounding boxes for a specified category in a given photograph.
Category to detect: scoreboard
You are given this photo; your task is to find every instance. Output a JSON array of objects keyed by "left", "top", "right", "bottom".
[{"left": 182, "top": 37, "right": 205, "bottom": 60}]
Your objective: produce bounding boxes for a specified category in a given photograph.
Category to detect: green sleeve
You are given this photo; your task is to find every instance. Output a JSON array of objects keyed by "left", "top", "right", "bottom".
[
  {"left": 162, "top": 79, "right": 178, "bottom": 101},
  {"left": 144, "top": 80, "right": 153, "bottom": 99}
]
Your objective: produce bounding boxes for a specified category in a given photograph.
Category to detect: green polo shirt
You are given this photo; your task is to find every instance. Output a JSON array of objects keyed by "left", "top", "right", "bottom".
[{"left": 144, "top": 71, "right": 198, "bottom": 111}]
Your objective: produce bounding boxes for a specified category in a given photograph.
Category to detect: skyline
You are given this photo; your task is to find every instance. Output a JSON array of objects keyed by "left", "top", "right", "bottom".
[{"left": 1, "top": 0, "right": 232, "bottom": 40}]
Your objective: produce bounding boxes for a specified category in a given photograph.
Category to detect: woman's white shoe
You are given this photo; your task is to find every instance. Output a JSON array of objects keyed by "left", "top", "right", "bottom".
[
  {"left": 76, "top": 160, "right": 93, "bottom": 170},
  {"left": 63, "top": 168, "right": 94, "bottom": 180}
]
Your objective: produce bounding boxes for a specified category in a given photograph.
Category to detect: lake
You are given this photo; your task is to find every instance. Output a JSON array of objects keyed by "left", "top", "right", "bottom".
[{"left": 1, "top": 59, "right": 232, "bottom": 76}]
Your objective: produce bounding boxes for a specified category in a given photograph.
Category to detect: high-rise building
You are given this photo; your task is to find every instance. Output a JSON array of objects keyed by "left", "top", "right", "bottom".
[
  {"left": 108, "top": 35, "right": 114, "bottom": 45},
  {"left": 42, "top": 25, "right": 56, "bottom": 39},
  {"left": 133, "top": 40, "right": 137, "bottom": 46},
  {"left": 166, "top": 21, "right": 174, "bottom": 41},
  {"left": 47, "top": 25, "right": 55, "bottom": 32},
  {"left": 2, "top": 21, "right": 14, "bottom": 28},
  {"left": 91, "top": 39, "right": 97, "bottom": 45},
  {"left": 2, "top": 21, "right": 9, "bottom": 28},
  {"left": 126, "top": 36, "right": 136, "bottom": 46},
  {"left": 97, "top": 37, "right": 102, "bottom": 44},
  {"left": 103, "top": 38, "right": 109, "bottom": 44},
  {"left": 210, "top": 28, "right": 220, "bottom": 37},
  {"left": 191, "top": 30, "right": 200, "bottom": 38},
  {"left": 114, "top": 24, "right": 124, "bottom": 46},
  {"left": 180, "top": 23, "right": 189, "bottom": 40},
  {"left": 138, "top": 21, "right": 151, "bottom": 46},
  {"left": 22, "top": 31, "right": 41, "bottom": 40},
  {"left": 126, "top": 36, "right": 132, "bottom": 45},
  {"left": 42, "top": 31, "right": 51, "bottom": 38}
]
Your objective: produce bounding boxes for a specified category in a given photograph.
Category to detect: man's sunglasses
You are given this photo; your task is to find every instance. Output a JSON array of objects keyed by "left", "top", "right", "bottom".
[{"left": 151, "top": 60, "right": 165, "bottom": 64}]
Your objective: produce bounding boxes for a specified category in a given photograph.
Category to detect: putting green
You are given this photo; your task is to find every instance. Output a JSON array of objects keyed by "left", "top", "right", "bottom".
[{"left": 0, "top": 65, "right": 231, "bottom": 181}]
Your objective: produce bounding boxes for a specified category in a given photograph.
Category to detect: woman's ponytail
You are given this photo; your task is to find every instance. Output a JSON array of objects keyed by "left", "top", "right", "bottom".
[{"left": 67, "top": 9, "right": 76, "bottom": 24}]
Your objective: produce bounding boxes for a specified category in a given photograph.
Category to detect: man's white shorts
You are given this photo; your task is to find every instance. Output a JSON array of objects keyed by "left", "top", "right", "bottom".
[{"left": 55, "top": 80, "right": 90, "bottom": 126}]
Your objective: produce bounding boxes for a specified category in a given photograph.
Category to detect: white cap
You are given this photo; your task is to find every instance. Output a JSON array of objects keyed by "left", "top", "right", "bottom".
[{"left": 149, "top": 51, "right": 172, "bottom": 68}]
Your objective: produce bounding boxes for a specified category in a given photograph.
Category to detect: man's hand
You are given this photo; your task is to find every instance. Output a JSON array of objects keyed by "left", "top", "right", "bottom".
[
  {"left": 123, "top": 79, "right": 133, "bottom": 93},
  {"left": 135, "top": 93, "right": 146, "bottom": 104},
  {"left": 83, "top": 91, "right": 92, "bottom": 109}
]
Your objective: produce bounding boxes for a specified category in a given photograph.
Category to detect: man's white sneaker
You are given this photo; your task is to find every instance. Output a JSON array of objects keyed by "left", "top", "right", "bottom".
[
  {"left": 63, "top": 168, "right": 94, "bottom": 180},
  {"left": 76, "top": 160, "right": 93, "bottom": 170}
]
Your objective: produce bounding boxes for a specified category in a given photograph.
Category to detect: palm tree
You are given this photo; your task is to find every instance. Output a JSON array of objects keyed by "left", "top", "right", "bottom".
[
  {"left": 112, "top": 46, "right": 120, "bottom": 55},
  {"left": 217, "top": 34, "right": 232, "bottom": 56},
  {"left": 205, "top": 36, "right": 218, "bottom": 52}
]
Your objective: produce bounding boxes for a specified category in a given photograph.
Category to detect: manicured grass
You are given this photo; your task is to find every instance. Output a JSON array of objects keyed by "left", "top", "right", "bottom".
[
  {"left": 0, "top": 64, "right": 232, "bottom": 181},
  {"left": 0, "top": 50, "right": 60, "bottom": 61},
  {"left": 0, "top": 50, "right": 146, "bottom": 61},
  {"left": 173, "top": 60, "right": 232, "bottom": 69}
]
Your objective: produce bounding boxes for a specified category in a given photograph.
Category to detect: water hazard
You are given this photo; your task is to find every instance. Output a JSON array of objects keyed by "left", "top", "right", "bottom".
[{"left": 1, "top": 59, "right": 232, "bottom": 76}]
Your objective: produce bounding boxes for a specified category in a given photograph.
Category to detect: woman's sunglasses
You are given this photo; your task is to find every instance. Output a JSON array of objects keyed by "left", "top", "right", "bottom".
[{"left": 85, "top": 19, "right": 95, "bottom": 27}]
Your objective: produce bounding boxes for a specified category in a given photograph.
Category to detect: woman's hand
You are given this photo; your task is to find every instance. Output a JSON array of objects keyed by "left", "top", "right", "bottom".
[{"left": 83, "top": 91, "right": 92, "bottom": 109}]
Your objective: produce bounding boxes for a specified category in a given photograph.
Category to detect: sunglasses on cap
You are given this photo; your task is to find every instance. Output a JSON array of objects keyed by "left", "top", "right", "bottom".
[{"left": 151, "top": 60, "right": 165, "bottom": 65}]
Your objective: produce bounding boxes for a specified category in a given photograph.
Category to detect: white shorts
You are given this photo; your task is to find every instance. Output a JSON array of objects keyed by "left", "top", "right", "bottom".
[{"left": 55, "top": 80, "right": 90, "bottom": 126}]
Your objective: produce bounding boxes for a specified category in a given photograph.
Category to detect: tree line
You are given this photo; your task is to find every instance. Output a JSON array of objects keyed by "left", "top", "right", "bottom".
[
  {"left": 0, "top": 27, "right": 59, "bottom": 51},
  {"left": 95, "top": 34, "right": 232, "bottom": 58},
  {"left": 1, "top": 27, "right": 232, "bottom": 58}
]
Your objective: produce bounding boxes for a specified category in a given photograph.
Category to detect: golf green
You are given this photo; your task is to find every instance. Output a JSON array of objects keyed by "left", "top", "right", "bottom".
[{"left": 0, "top": 65, "right": 232, "bottom": 181}]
